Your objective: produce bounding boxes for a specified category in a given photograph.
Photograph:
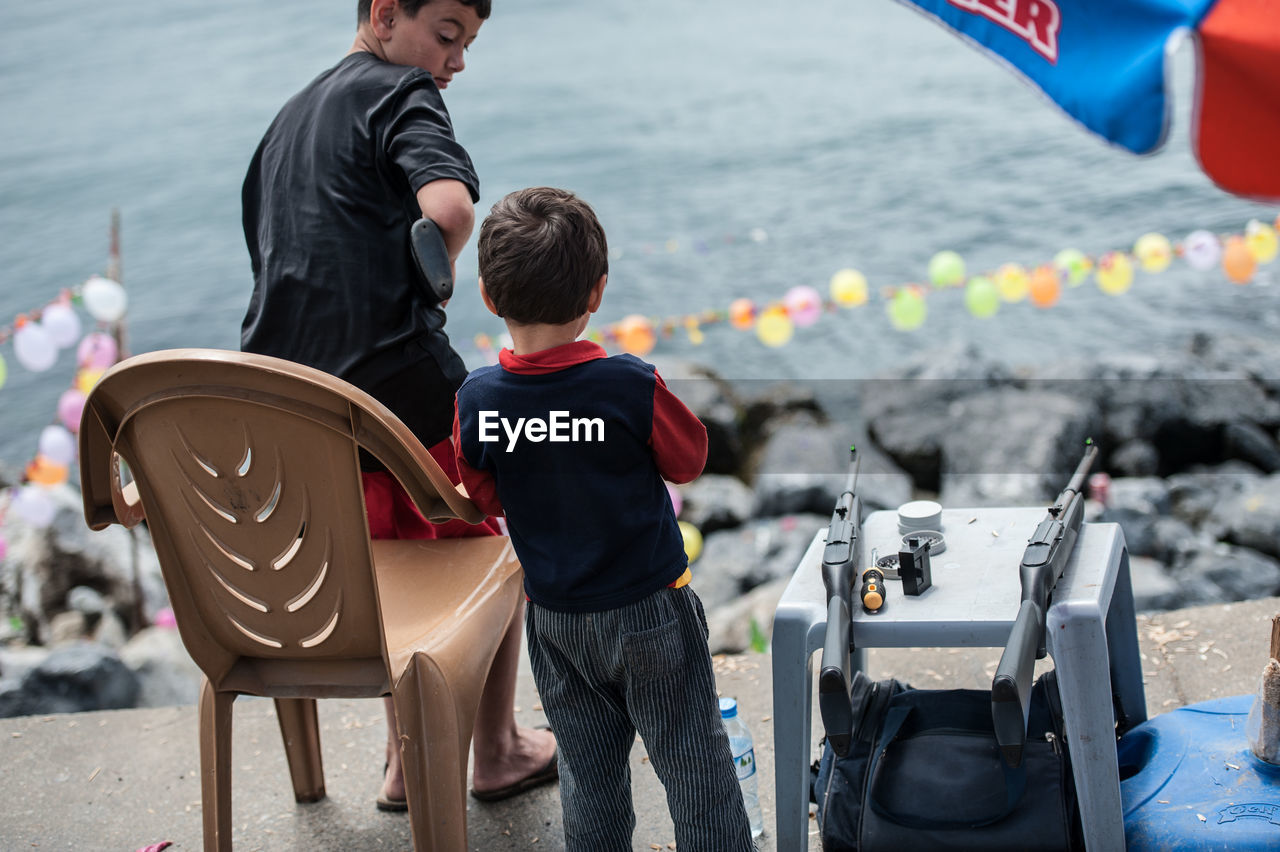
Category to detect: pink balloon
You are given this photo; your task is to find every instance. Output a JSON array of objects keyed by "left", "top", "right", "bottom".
[
  {"left": 666, "top": 481, "right": 683, "bottom": 518},
  {"left": 784, "top": 285, "right": 823, "bottom": 328},
  {"left": 58, "top": 388, "right": 87, "bottom": 433},
  {"left": 0, "top": 532, "right": 7, "bottom": 562},
  {"left": 77, "top": 332, "right": 118, "bottom": 369}
]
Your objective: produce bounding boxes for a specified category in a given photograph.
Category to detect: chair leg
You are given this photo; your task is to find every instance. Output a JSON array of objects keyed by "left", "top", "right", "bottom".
[
  {"left": 199, "top": 677, "right": 235, "bottom": 852},
  {"left": 394, "top": 655, "right": 484, "bottom": 852},
  {"left": 274, "top": 698, "right": 326, "bottom": 803}
]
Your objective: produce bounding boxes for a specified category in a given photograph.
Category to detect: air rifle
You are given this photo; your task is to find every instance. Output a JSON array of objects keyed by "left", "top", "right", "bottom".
[
  {"left": 991, "top": 440, "right": 1099, "bottom": 767},
  {"left": 818, "top": 445, "right": 863, "bottom": 757}
]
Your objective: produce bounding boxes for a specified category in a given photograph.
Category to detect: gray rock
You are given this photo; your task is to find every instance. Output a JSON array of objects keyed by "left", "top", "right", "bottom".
[
  {"left": 678, "top": 475, "right": 756, "bottom": 534},
  {"left": 1174, "top": 544, "right": 1280, "bottom": 604},
  {"left": 1149, "top": 516, "right": 1207, "bottom": 566},
  {"left": 48, "top": 611, "right": 88, "bottom": 647},
  {"left": 1108, "top": 477, "right": 1171, "bottom": 516},
  {"left": 120, "top": 626, "right": 202, "bottom": 708},
  {"left": 14, "top": 642, "right": 140, "bottom": 716},
  {"left": 704, "top": 577, "right": 789, "bottom": 655},
  {"left": 0, "top": 679, "right": 31, "bottom": 718},
  {"left": 651, "top": 357, "right": 745, "bottom": 476},
  {"left": 1128, "top": 555, "right": 1184, "bottom": 612},
  {"left": 751, "top": 416, "right": 912, "bottom": 517},
  {"left": 875, "top": 387, "right": 1099, "bottom": 507},
  {"left": 1101, "top": 506, "right": 1158, "bottom": 558},
  {"left": 93, "top": 610, "right": 129, "bottom": 650},
  {"left": 0, "top": 644, "right": 49, "bottom": 681},
  {"left": 1216, "top": 474, "right": 1280, "bottom": 560},
  {"left": 1168, "top": 464, "right": 1261, "bottom": 528},
  {"left": 692, "top": 514, "right": 827, "bottom": 610},
  {"left": 749, "top": 411, "right": 843, "bottom": 478},
  {"left": 1223, "top": 422, "right": 1280, "bottom": 473},
  {"left": 66, "top": 585, "right": 107, "bottom": 616},
  {"left": 1110, "top": 440, "right": 1160, "bottom": 477},
  {"left": 1100, "top": 477, "right": 1172, "bottom": 554}
]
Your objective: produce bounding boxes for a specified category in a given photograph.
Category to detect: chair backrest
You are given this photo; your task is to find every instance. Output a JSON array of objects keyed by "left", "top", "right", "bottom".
[{"left": 79, "top": 349, "right": 486, "bottom": 690}]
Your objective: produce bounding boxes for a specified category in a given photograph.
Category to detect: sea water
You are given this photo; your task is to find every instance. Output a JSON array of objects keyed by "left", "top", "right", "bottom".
[{"left": 1, "top": 0, "right": 1276, "bottom": 465}]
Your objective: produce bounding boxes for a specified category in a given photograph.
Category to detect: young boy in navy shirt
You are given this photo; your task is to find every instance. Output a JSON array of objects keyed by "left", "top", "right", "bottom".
[{"left": 454, "top": 187, "right": 754, "bottom": 851}]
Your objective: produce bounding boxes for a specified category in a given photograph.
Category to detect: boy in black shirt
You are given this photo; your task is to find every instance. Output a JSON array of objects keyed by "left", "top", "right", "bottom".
[{"left": 241, "top": 0, "right": 556, "bottom": 810}]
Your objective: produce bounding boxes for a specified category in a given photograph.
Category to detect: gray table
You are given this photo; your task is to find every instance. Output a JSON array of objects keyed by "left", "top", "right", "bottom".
[{"left": 770, "top": 506, "right": 1145, "bottom": 851}]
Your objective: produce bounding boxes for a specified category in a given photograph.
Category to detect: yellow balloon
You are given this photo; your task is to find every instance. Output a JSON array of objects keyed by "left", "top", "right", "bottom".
[
  {"left": 995, "top": 264, "right": 1029, "bottom": 302},
  {"left": 1133, "top": 232, "right": 1172, "bottom": 273},
  {"left": 830, "top": 268, "right": 868, "bottom": 307},
  {"left": 76, "top": 367, "right": 106, "bottom": 394},
  {"left": 1095, "top": 252, "right": 1134, "bottom": 295},
  {"left": 1222, "top": 235, "right": 1256, "bottom": 284},
  {"left": 679, "top": 521, "right": 703, "bottom": 563},
  {"left": 614, "top": 315, "right": 656, "bottom": 356},
  {"left": 755, "top": 306, "right": 794, "bottom": 347},
  {"left": 1245, "top": 220, "right": 1278, "bottom": 264}
]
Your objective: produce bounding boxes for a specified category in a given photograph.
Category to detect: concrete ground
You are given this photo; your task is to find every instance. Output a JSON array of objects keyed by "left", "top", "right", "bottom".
[{"left": 2, "top": 596, "right": 1277, "bottom": 851}]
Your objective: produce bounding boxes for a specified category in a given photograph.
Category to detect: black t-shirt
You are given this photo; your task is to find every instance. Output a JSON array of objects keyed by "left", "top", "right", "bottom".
[{"left": 241, "top": 51, "right": 479, "bottom": 451}]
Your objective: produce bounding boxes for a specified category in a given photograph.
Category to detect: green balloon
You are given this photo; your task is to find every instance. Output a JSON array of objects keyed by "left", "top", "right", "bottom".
[
  {"left": 888, "top": 289, "right": 927, "bottom": 331},
  {"left": 928, "top": 250, "right": 966, "bottom": 288},
  {"left": 0, "top": 352, "right": 6, "bottom": 390},
  {"left": 1054, "top": 248, "right": 1089, "bottom": 286},
  {"left": 965, "top": 276, "right": 1000, "bottom": 318}
]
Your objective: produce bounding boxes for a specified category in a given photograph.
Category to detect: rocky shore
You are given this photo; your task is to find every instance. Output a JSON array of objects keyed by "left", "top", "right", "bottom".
[{"left": 2, "top": 330, "right": 1278, "bottom": 717}]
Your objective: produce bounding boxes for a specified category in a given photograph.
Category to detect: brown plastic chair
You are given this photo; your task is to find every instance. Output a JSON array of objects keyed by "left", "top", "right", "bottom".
[{"left": 78, "top": 348, "right": 523, "bottom": 851}]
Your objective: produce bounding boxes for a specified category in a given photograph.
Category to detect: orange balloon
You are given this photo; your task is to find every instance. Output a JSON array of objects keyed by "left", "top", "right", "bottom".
[
  {"left": 728, "top": 298, "right": 756, "bottom": 330},
  {"left": 26, "top": 456, "right": 69, "bottom": 486},
  {"left": 614, "top": 314, "right": 656, "bottom": 356},
  {"left": 1028, "top": 265, "right": 1062, "bottom": 308},
  {"left": 1222, "top": 235, "right": 1256, "bottom": 284}
]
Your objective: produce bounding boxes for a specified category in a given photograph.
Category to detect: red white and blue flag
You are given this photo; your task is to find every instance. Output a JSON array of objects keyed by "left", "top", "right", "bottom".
[{"left": 893, "top": 0, "right": 1280, "bottom": 200}]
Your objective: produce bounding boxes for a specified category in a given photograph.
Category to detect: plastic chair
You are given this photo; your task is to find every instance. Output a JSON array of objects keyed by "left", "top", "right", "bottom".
[{"left": 78, "top": 348, "right": 524, "bottom": 852}]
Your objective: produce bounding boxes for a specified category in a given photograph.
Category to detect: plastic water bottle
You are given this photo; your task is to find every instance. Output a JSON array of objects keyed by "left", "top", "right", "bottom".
[{"left": 719, "top": 696, "right": 764, "bottom": 838}]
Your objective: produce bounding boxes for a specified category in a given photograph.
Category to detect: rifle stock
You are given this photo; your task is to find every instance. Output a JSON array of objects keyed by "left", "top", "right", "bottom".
[
  {"left": 991, "top": 443, "right": 1099, "bottom": 767},
  {"left": 992, "top": 600, "right": 1042, "bottom": 767}
]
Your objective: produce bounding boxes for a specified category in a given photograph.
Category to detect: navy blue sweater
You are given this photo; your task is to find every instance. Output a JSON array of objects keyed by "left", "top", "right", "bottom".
[{"left": 454, "top": 341, "right": 707, "bottom": 613}]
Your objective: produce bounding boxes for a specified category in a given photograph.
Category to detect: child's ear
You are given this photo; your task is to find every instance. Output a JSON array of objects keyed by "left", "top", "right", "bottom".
[
  {"left": 587, "top": 274, "right": 607, "bottom": 313},
  {"left": 478, "top": 277, "right": 501, "bottom": 317}
]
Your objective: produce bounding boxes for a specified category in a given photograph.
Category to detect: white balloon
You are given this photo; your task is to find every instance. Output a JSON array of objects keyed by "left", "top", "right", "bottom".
[
  {"left": 82, "top": 275, "right": 128, "bottom": 323},
  {"left": 11, "top": 485, "right": 58, "bottom": 528},
  {"left": 40, "top": 302, "right": 82, "bottom": 349},
  {"left": 38, "top": 424, "right": 78, "bottom": 466},
  {"left": 13, "top": 323, "right": 58, "bottom": 372},
  {"left": 1183, "top": 230, "right": 1221, "bottom": 272}
]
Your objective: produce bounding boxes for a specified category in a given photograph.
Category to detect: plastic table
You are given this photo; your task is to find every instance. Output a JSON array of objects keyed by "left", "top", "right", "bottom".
[{"left": 770, "top": 507, "right": 1146, "bottom": 851}]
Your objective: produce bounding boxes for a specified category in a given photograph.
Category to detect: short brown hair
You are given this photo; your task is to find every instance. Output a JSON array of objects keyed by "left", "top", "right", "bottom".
[
  {"left": 358, "top": 0, "right": 491, "bottom": 24},
  {"left": 478, "top": 187, "right": 609, "bottom": 325}
]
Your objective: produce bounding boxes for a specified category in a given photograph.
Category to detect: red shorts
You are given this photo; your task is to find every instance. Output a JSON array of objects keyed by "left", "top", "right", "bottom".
[{"left": 362, "top": 438, "right": 502, "bottom": 541}]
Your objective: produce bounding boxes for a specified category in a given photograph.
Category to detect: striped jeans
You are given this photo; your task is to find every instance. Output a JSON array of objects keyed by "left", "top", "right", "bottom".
[{"left": 526, "top": 584, "right": 755, "bottom": 852}]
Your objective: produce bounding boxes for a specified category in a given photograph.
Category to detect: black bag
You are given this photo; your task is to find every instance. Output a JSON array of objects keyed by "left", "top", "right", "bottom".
[{"left": 813, "top": 670, "right": 1083, "bottom": 851}]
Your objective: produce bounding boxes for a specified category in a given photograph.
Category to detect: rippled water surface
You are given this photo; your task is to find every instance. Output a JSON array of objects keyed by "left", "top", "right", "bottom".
[{"left": 1, "top": 0, "right": 1276, "bottom": 464}]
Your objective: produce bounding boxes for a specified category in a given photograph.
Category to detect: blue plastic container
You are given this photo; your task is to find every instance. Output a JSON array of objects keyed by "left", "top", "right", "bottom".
[{"left": 1119, "top": 695, "right": 1280, "bottom": 851}]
